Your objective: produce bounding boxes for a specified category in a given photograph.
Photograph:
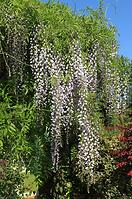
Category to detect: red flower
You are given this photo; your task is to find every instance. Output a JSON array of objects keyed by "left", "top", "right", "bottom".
[
  {"left": 116, "top": 161, "right": 128, "bottom": 168},
  {"left": 127, "top": 170, "right": 132, "bottom": 176},
  {"left": 119, "top": 136, "right": 128, "bottom": 142},
  {"left": 118, "top": 151, "right": 128, "bottom": 157},
  {"left": 128, "top": 156, "right": 132, "bottom": 160}
]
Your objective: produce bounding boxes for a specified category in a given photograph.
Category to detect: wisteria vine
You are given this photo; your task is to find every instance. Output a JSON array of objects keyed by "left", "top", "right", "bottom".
[
  {"left": 29, "top": 36, "right": 101, "bottom": 183},
  {"left": 2, "top": 24, "right": 129, "bottom": 186}
]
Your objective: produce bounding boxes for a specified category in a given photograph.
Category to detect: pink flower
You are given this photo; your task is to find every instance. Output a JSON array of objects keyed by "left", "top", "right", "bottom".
[{"left": 128, "top": 136, "right": 132, "bottom": 141}]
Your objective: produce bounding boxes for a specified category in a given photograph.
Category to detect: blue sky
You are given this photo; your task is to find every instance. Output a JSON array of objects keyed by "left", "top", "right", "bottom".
[{"left": 42, "top": 0, "right": 132, "bottom": 60}]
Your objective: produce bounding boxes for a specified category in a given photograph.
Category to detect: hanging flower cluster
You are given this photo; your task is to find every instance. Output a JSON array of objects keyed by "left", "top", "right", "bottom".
[
  {"left": 87, "top": 42, "right": 99, "bottom": 92},
  {"left": 94, "top": 44, "right": 128, "bottom": 121},
  {"left": 106, "top": 67, "right": 119, "bottom": 115},
  {"left": 30, "top": 33, "right": 70, "bottom": 169},
  {"left": 50, "top": 53, "right": 65, "bottom": 170},
  {"left": 117, "top": 75, "right": 128, "bottom": 113},
  {"left": 96, "top": 45, "right": 128, "bottom": 118},
  {"left": 30, "top": 38, "right": 100, "bottom": 179},
  {"left": 70, "top": 42, "right": 100, "bottom": 184},
  {"left": 30, "top": 42, "right": 50, "bottom": 109}
]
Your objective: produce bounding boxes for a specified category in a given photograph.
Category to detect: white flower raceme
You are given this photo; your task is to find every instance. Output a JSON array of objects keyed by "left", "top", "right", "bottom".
[
  {"left": 30, "top": 34, "right": 50, "bottom": 109},
  {"left": 97, "top": 46, "right": 128, "bottom": 116},
  {"left": 30, "top": 36, "right": 101, "bottom": 181},
  {"left": 50, "top": 53, "right": 64, "bottom": 170},
  {"left": 30, "top": 39, "right": 100, "bottom": 177},
  {"left": 69, "top": 42, "right": 100, "bottom": 183}
]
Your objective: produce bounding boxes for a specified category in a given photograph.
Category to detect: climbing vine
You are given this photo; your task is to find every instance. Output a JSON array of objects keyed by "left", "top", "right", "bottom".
[{"left": 0, "top": 0, "right": 131, "bottom": 198}]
